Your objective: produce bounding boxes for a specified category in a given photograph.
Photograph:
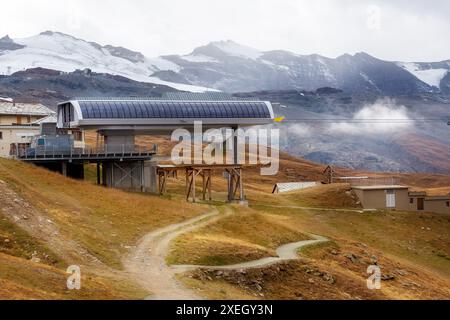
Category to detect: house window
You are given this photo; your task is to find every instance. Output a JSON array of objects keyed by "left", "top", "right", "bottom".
[
  {"left": 409, "top": 198, "right": 414, "bottom": 204},
  {"left": 446, "top": 201, "right": 449, "bottom": 207},
  {"left": 0, "top": 131, "right": 2, "bottom": 140}
]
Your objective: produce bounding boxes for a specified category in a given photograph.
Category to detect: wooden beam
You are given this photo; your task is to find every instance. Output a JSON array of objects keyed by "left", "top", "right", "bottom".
[
  {"left": 239, "top": 168, "right": 244, "bottom": 201},
  {"left": 192, "top": 169, "right": 196, "bottom": 202}
]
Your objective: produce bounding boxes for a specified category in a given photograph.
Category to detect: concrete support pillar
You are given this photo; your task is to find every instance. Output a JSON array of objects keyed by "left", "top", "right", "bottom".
[
  {"left": 61, "top": 162, "right": 67, "bottom": 177},
  {"left": 144, "top": 161, "right": 158, "bottom": 193},
  {"left": 96, "top": 162, "right": 100, "bottom": 185}
]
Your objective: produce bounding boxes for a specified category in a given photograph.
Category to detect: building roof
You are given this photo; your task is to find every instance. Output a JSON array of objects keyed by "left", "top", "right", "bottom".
[
  {"left": 273, "top": 182, "right": 319, "bottom": 193},
  {"left": 32, "top": 114, "right": 57, "bottom": 124},
  {"left": 352, "top": 185, "right": 409, "bottom": 190},
  {"left": 75, "top": 100, "right": 272, "bottom": 119},
  {"left": 57, "top": 98, "right": 274, "bottom": 132},
  {"left": 0, "top": 101, "right": 55, "bottom": 116},
  {"left": 409, "top": 191, "right": 427, "bottom": 196},
  {"left": 161, "top": 92, "right": 239, "bottom": 101}
]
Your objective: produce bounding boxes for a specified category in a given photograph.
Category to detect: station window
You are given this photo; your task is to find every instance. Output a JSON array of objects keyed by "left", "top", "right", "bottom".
[
  {"left": 0, "top": 131, "right": 3, "bottom": 139},
  {"left": 446, "top": 201, "right": 449, "bottom": 207},
  {"left": 409, "top": 198, "right": 414, "bottom": 204}
]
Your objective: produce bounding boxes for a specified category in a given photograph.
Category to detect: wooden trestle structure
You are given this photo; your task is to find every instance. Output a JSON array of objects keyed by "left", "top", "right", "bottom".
[{"left": 157, "top": 164, "right": 245, "bottom": 203}]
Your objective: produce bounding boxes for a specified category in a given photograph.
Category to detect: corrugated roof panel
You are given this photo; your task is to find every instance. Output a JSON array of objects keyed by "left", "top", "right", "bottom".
[{"left": 76, "top": 100, "right": 271, "bottom": 119}]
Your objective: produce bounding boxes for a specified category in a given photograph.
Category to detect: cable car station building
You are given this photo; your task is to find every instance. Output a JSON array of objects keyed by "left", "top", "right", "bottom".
[{"left": 19, "top": 96, "right": 274, "bottom": 202}]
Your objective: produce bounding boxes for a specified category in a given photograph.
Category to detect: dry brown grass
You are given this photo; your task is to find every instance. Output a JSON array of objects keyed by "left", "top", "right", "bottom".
[
  {"left": 167, "top": 206, "right": 310, "bottom": 266},
  {"left": 184, "top": 242, "right": 450, "bottom": 300},
  {"left": 0, "top": 253, "right": 146, "bottom": 300},
  {"left": 0, "top": 158, "right": 205, "bottom": 268},
  {"left": 2, "top": 133, "right": 449, "bottom": 300}
]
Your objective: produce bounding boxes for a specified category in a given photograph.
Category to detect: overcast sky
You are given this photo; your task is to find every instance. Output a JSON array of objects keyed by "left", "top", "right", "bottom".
[{"left": 1, "top": 0, "right": 449, "bottom": 61}]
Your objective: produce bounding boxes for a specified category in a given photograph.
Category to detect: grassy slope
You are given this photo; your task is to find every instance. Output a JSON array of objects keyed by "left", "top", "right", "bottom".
[
  {"left": 167, "top": 206, "right": 310, "bottom": 266},
  {"left": 0, "top": 158, "right": 204, "bottom": 268},
  {"left": 174, "top": 184, "right": 450, "bottom": 299},
  {"left": 0, "top": 158, "right": 206, "bottom": 299},
  {"left": 1, "top": 137, "right": 449, "bottom": 299}
]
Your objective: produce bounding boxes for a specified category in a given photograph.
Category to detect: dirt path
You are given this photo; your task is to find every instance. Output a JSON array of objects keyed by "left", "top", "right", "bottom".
[
  {"left": 123, "top": 207, "right": 233, "bottom": 300},
  {"left": 124, "top": 204, "right": 330, "bottom": 299},
  {"left": 173, "top": 234, "right": 329, "bottom": 271}
]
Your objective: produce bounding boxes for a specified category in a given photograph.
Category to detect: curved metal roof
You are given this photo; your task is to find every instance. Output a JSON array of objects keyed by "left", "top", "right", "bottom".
[
  {"left": 76, "top": 100, "right": 272, "bottom": 119},
  {"left": 57, "top": 98, "right": 274, "bottom": 132}
]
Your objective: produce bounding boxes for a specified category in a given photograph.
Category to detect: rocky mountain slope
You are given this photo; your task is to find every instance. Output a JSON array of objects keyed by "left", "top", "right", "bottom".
[
  {"left": 0, "top": 67, "right": 176, "bottom": 107},
  {"left": 238, "top": 90, "right": 450, "bottom": 173},
  {"left": 1, "top": 32, "right": 449, "bottom": 95}
]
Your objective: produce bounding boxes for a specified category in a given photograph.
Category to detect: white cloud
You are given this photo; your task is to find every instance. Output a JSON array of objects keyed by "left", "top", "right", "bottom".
[
  {"left": 0, "top": 0, "right": 449, "bottom": 61},
  {"left": 329, "top": 99, "right": 414, "bottom": 135},
  {"left": 288, "top": 124, "right": 312, "bottom": 137}
]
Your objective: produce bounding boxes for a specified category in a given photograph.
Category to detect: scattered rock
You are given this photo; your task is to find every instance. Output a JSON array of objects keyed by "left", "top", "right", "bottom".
[
  {"left": 401, "top": 281, "right": 420, "bottom": 288},
  {"left": 345, "top": 253, "right": 358, "bottom": 263},
  {"left": 30, "top": 257, "right": 41, "bottom": 263},
  {"left": 330, "top": 249, "right": 339, "bottom": 255},
  {"left": 308, "top": 278, "right": 315, "bottom": 284},
  {"left": 370, "top": 255, "right": 378, "bottom": 265},
  {"left": 215, "top": 271, "right": 224, "bottom": 277},
  {"left": 395, "top": 269, "right": 408, "bottom": 276},
  {"left": 381, "top": 274, "right": 395, "bottom": 281},
  {"left": 322, "top": 273, "right": 335, "bottom": 284},
  {"left": 4, "top": 238, "right": 10, "bottom": 243}
]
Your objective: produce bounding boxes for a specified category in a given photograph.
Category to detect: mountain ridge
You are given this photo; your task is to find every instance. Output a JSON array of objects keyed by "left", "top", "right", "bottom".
[{"left": 1, "top": 31, "right": 449, "bottom": 94}]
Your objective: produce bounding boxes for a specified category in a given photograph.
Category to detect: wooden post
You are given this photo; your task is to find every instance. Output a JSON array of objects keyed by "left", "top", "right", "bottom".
[
  {"left": 192, "top": 169, "right": 196, "bottom": 203},
  {"left": 202, "top": 169, "right": 206, "bottom": 201},
  {"left": 162, "top": 171, "right": 167, "bottom": 194},
  {"left": 239, "top": 168, "right": 244, "bottom": 201},
  {"left": 185, "top": 168, "right": 189, "bottom": 195},
  {"left": 141, "top": 161, "right": 145, "bottom": 192},
  {"left": 208, "top": 170, "right": 212, "bottom": 201}
]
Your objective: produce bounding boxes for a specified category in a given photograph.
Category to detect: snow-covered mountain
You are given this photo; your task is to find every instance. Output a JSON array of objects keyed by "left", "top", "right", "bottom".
[
  {"left": 1, "top": 31, "right": 449, "bottom": 95},
  {"left": 158, "top": 40, "right": 448, "bottom": 94},
  {"left": 0, "top": 32, "right": 212, "bottom": 92}
]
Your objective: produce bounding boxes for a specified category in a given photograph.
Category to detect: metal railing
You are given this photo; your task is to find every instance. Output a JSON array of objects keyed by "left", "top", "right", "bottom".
[
  {"left": 348, "top": 177, "right": 400, "bottom": 186},
  {"left": 17, "top": 144, "right": 157, "bottom": 160}
]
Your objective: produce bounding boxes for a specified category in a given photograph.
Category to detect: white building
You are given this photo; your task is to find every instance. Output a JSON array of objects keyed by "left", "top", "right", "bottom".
[{"left": 0, "top": 100, "right": 55, "bottom": 157}]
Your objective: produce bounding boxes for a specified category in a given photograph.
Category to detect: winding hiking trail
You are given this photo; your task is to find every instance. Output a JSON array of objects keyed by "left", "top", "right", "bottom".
[
  {"left": 124, "top": 206, "right": 329, "bottom": 300},
  {"left": 123, "top": 207, "right": 231, "bottom": 300},
  {"left": 173, "top": 234, "right": 329, "bottom": 271}
]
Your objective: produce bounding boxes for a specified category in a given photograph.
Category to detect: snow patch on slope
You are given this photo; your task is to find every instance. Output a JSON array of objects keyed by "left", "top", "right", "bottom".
[
  {"left": 211, "top": 40, "right": 262, "bottom": 60},
  {"left": 0, "top": 96, "right": 13, "bottom": 102},
  {"left": 398, "top": 62, "right": 448, "bottom": 88},
  {"left": 181, "top": 54, "right": 218, "bottom": 63},
  {"left": 0, "top": 32, "right": 214, "bottom": 92}
]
